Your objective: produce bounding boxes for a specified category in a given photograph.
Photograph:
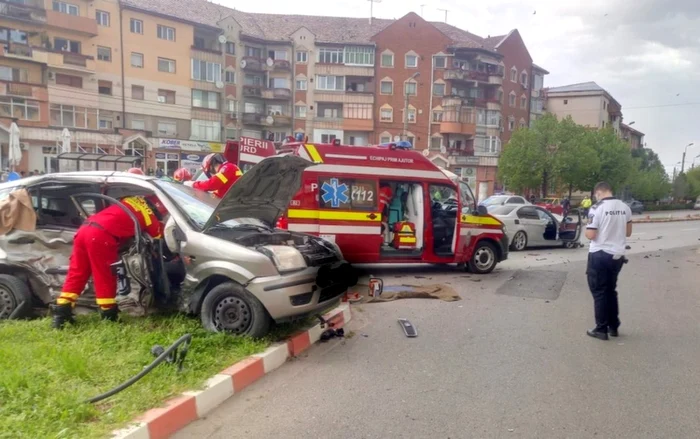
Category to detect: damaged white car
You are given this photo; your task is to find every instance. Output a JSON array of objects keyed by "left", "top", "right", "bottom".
[{"left": 0, "top": 156, "right": 356, "bottom": 337}]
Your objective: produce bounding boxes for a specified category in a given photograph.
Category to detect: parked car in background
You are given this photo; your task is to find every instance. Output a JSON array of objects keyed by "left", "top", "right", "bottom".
[
  {"left": 490, "top": 204, "right": 582, "bottom": 251},
  {"left": 480, "top": 195, "right": 530, "bottom": 207},
  {"left": 626, "top": 200, "right": 644, "bottom": 214},
  {"left": 694, "top": 196, "right": 700, "bottom": 210},
  {"left": 536, "top": 197, "right": 564, "bottom": 215}
]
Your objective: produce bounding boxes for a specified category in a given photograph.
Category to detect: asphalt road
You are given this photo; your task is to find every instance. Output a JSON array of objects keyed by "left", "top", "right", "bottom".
[{"left": 176, "top": 222, "right": 700, "bottom": 439}]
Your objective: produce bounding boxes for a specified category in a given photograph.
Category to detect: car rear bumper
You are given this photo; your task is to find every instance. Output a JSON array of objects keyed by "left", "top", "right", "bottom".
[{"left": 246, "top": 261, "right": 356, "bottom": 321}]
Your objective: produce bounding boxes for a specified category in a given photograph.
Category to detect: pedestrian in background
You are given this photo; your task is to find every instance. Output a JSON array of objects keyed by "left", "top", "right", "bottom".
[
  {"left": 581, "top": 195, "right": 592, "bottom": 219},
  {"left": 584, "top": 182, "right": 632, "bottom": 341}
]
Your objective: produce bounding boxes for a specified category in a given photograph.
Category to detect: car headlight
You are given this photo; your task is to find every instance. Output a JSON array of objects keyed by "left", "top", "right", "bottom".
[{"left": 259, "top": 245, "right": 307, "bottom": 273}]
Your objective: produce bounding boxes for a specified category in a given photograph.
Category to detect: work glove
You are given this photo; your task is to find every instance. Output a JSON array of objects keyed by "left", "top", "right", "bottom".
[{"left": 183, "top": 181, "right": 194, "bottom": 187}]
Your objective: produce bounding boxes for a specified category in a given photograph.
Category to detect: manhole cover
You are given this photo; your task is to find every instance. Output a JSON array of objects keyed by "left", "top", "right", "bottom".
[{"left": 496, "top": 270, "right": 567, "bottom": 300}]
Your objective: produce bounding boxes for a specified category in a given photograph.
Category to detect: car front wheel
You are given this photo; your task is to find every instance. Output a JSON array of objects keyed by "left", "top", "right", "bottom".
[
  {"left": 200, "top": 282, "right": 272, "bottom": 338},
  {"left": 0, "top": 274, "right": 32, "bottom": 320},
  {"left": 468, "top": 241, "right": 498, "bottom": 274},
  {"left": 510, "top": 231, "right": 528, "bottom": 251}
]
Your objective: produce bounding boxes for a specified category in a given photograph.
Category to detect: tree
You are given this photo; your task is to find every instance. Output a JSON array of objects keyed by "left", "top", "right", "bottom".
[
  {"left": 498, "top": 127, "right": 547, "bottom": 193},
  {"left": 551, "top": 118, "right": 600, "bottom": 196},
  {"left": 627, "top": 165, "right": 671, "bottom": 201},
  {"left": 673, "top": 173, "right": 690, "bottom": 200},
  {"left": 686, "top": 167, "right": 700, "bottom": 199},
  {"left": 584, "top": 128, "right": 634, "bottom": 193}
]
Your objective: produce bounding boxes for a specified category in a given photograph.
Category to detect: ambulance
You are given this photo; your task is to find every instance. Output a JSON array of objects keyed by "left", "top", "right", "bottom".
[
  {"left": 223, "top": 137, "right": 276, "bottom": 172},
  {"left": 275, "top": 140, "right": 509, "bottom": 274}
]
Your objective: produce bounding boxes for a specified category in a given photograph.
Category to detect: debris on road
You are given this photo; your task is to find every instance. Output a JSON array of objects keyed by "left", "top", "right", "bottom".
[
  {"left": 398, "top": 318, "right": 418, "bottom": 337},
  {"left": 367, "top": 284, "right": 461, "bottom": 302}
]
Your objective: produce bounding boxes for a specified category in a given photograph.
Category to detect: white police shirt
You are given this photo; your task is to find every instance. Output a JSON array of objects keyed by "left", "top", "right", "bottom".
[{"left": 587, "top": 198, "right": 632, "bottom": 256}]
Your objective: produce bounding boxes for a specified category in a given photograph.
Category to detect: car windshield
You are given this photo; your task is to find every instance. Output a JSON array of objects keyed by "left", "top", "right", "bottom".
[
  {"left": 481, "top": 195, "right": 508, "bottom": 206},
  {"left": 488, "top": 205, "right": 518, "bottom": 215},
  {"left": 155, "top": 180, "right": 267, "bottom": 230}
]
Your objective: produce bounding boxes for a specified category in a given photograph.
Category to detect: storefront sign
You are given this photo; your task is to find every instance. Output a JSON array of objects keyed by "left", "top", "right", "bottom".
[
  {"left": 158, "top": 139, "right": 223, "bottom": 153},
  {"left": 454, "top": 156, "right": 480, "bottom": 165},
  {"left": 180, "top": 152, "right": 205, "bottom": 175}
]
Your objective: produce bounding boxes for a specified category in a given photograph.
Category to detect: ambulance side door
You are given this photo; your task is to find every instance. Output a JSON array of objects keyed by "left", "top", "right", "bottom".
[
  {"left": 317, "top": 175, "right": 382, "bottom": 263},
  {"left": 455, "top": 181, "right": 476, "bottom": 262}
]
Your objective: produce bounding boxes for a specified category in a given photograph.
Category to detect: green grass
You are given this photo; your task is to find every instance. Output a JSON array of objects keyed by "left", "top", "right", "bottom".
[{"left": 0, "top": 313, "right": 284, "bottom": 439}]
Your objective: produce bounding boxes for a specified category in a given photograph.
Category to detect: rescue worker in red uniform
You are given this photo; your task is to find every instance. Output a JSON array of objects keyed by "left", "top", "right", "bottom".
[
  {"left": 52, "top": 169, "right": 166, "bottom": 328},
  {"left": 184, "top": 153, "right": 242, "bottom": 198}
]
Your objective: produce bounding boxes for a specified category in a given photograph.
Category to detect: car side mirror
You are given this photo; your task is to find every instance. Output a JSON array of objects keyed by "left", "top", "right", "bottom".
[{"left": 476, "top": 205, "right": 488, "bottom": 216}]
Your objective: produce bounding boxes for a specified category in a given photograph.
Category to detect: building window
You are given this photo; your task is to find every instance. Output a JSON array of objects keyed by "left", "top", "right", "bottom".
[
  {"left": 158, "top": 57, "right": 176, "bottom": 73},
  {"left": 434, "top": 56, "right": 446, "bottom": 68},
  {"left": 245, "top": 46, "right": 263, "bottom": 58},
  {"left": 296, "top": 79, "right": 307, "bottom": 90},
  {"left": 294, "top": 105, "right": 307, "bottom": 118},
  {"left": 49, "top": 104, "right": 98, "bottom": 129},
  {"left": 433, "top": 83, "right": 445, "bottom": 96},
  {"left": 344, "top": 46, "right": 374, "bottom": 66},
  {"left": 404, "top": 81, "right": 417, "bottom": 96},
  {"left": 54, "top": 38, "right": 80, "bottom": 53},
  {"left": 316, "top": 75, "right": 345, "bottom": 91},
  {"left": 157, "top": 25, "right": 176, "bottom": 41},
  {"left": 225, "top": 42, "right": 235, "bottom": 55},
  {"left": 432, "top": 109, "right": 443, "bottom": 122},
  {"left": 55, "top": 73, "right": 82, "bottom": 88},
  {"left": 406, "top": 135, "right": 415, "bottom": 146},
  {"left": 509, "top": 92, "right": 516, "bottom": 107},
  {"left": 380, "top": 134, "right": 392, "bottom": 143},
  {"left": 296, "top": 51, "right": 308, "bottom": 63},
  {"left": 405, "top": 54, "right": 418, "bottom": 68},
  {"left": 520, "top": 95, "right": 527, "bottom": 109},
  {"left": 564, "top": 99, "right": 568, "bottom": 105},
  {"left": 0, "top": 66, "right": 28, "bottom": 82},
  {"left": 225, "top": 128, "right": 238, "bottom": 140},
  {"left": 131, "top": 119, "right": 145, "bottom": 130},
  {"left": 510, "top": 66, "right": 517, "bottom": 82},
  {"left": 486, "top": 110, "right": 500, "bottom": 127},
  {"left": 192, "top": 89, "right": 220, "bottom": 110},
  {"left": 0, "top": 97, "right": 40, "bottom": 121},
  {"left": 269, "top": 77, "right": 289, "bottom": 89},
  {"left": 191, "top": 59, "right": 222, "bottom": 83},
  {"left": 96, "top": 10, "right": 110, "bottom": 26},
  {"left": 98, "top": 80, "right": 112, "bottom": 95},
  {"left": 380, "top": 80, "right": 393, "bottom": 95},
  {"left": 430, "top": 137, "right": 442, "bottom": 150},
  {"left": 227, "top": 100, "right": 237, "bottom": 113},
  {"left": 318, "top": 48, "right": 344, "bottom": 64},
  {"left": 52, "top": 1, "right": 78, "bottom": 16},
  {"left": 157, "top": 89, "right": 175, "bottom": 104},
  {"left": 157, "top": 121, "right": 177, "bottom": 136},
  {"left": 508, "top": 117, "right": 515, "bottom": 131},
  {"left": 191, "top": 119, "right": 221, "bottom": 141},
  {"left": 521, "top": 71, "right": 528, "bottom": 87},
  {"left": 380, "top": 107, "right": 393, "bottom": 122},
  {"left": 406, "top": 108, "right": 416, "bottom": 123},
  {"left": 97, "top": 46, "right": 111, "bottom": 62},
  {"left": 519, "top": 119, "right": 527, "bottom": 128},
  {"left": 225, "top": 71, "right": 235, "bottom": 83},
  {"left": 99, "top": 116, "right": 113, "bottom": 130},
  {"left": 381, "top": 52, "right": 394, "bottom": 67},
  {"left": 130, "top": 18, "right": 143, "bottom": 34},
  {"left": 131, "top": 85, "right": 144, "bottom": 100},
  {"left": 131, "top": 52, "right": 143, "bottom": 68}
]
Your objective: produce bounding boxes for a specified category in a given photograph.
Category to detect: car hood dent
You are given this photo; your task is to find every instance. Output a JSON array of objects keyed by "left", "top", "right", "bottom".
[{"left": 203, "top": 155, "right": 314, "bottom": 231}]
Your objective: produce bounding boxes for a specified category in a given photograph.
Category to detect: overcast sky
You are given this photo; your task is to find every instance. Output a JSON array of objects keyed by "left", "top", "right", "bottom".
[{"left": 221, "top": 0, "right": 699, "bottom": 175}]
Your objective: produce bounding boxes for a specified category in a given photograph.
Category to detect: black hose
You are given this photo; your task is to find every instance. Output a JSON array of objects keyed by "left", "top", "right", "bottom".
[{"left": 86, "top": 333, "right": 192, "bottom": 404}]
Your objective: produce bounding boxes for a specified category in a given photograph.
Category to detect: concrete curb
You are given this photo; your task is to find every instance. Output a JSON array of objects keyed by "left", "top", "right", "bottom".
[
  {"left": 112, "top": 303, "right": 352, "bottom": 439},
  {"left": 632, "top": 216, "right": 700, "bottom": 224}
]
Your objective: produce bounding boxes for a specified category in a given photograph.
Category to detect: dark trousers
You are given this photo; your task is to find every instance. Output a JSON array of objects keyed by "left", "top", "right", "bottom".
[{"left": 586, "top": 251, "right": 625, "bottom": 331}]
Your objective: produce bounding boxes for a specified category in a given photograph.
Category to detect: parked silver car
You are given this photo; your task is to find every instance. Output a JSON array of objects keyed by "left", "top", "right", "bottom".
[
  {"left": 0, "top": 156, "right": 356, "bottom": 337},
  {"left": 489, "top": 204, "right": 582, "bottom": 251}
]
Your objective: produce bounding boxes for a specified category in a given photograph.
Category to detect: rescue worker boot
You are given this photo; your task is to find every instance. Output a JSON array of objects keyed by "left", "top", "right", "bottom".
[
  {"left": 100, "top": 306, "right": 120, "bottom": 322},
  {"left": 51, "top": 303, "right": 75, "bottom": 329}
]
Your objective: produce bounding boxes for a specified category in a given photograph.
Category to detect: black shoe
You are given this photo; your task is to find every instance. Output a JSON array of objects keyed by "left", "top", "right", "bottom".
[
  {"left": 100, "top": 306, "right": 119, "bottom": 322},
  {"left": 586, "top": 329, "right": 609, "bottom": 341},
  {"left": 608, "top": 328, "right": 619, "bottom": 337},
  {"left": 51, "top": 303, "right": 75, "bottom": 329}
]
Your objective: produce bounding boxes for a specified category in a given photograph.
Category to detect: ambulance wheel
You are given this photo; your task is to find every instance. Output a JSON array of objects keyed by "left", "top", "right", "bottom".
[
  {"left": 510, "top": 231, "right": 528, "bottom": 251},
  {"left": 0, "top": 274, "right": 32, "bottom": 320},
  {"left": 468, "top": 242, "right": 498, "bottom": 275},
  {"left": 200, "top": 282, "right": 271, "bottom": 338}
]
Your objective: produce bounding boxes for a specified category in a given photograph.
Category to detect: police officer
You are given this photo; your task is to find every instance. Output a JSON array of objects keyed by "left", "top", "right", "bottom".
[{"left": 584, "top": 181, "right": 632, "bottom": 340}]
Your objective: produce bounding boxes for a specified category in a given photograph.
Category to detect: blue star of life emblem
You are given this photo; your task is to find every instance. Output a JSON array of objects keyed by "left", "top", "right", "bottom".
[{"left": 321, "top": 178, "right": 349, "bottom": 208}]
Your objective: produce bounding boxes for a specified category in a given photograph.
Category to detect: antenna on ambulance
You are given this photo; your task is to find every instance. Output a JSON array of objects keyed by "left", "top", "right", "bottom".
[{"left": 368, "top": 0, "right": 382, "bottom": 25}]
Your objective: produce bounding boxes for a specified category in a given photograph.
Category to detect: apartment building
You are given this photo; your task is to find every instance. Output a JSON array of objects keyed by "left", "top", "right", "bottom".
[
  {"left": 620, "top": 123, "right": 644, "bottom": 150},
  {"left": 529, "top": 64, "right": 548, "bottom": 126},
  {"left": 544, "top": 82, "right": 623, "bottom": 133}
]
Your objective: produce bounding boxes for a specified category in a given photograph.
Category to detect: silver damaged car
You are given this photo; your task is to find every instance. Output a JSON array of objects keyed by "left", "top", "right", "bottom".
[{"left": 0, "top": 156, "right": 357, "bottom": 337}]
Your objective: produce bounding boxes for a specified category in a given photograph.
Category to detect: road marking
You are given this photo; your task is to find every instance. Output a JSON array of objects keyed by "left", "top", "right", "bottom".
[{"left": 681, "top": 228, "right": 698, "bottom": 232}]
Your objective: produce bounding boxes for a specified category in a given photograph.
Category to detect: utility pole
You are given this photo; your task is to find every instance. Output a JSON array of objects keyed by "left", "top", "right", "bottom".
[
  {"left": 368, "top": 0, "right": 381, "bottom": 25},
  {"left": 437, "top": 8, "right": 449, "bottom": 23},
  {"left": 681, "top": 142, "right": 694, "bottom": 174},
  {"left": 403, "top": 72, "right": 420, "bottom": 141}
]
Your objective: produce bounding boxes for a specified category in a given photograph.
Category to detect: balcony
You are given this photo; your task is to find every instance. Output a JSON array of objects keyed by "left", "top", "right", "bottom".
[
  {"left": 190, "top": 45, "right": 222, "bottom": 56},
  {"left": 315, "top": 64, "right": 374, "bottom": 77},
  {"left": 272, "top": 59, "right": 291, "bottom": 71},
  {"left": 343, "top": 118, "right": 373, "bottom": 131},
  {"left": 272, "top": 114, "right": 292, "bottom": 126},
  {"left": 242, "top": 85, "right": 263, "bottom": 98},
  {"left": 445, "top": 68, "right": 503, "bottom": 85},
  {"left": 272, "top": 87, "right": 291, "bottom": 99},
  {"left": 242, "top": 112, "right": 272, "bottom": 126},
  {"left": 241, "top": 57, "right": 264, "bottom": 71},
  {"left": 486, "top": 98, "right": 501, "bottom": 111},
  {"left": 315, "top": 91, "right": 374, "bottom": 104},
  {"left": 0, "top": 0, "right": 47, "bottom": 24},
  {"left": 48, "top": 51, "right": 96, "bottom": 74},
  {"left": 0, "top": 42, "right": 48, "bottom": 64},
  {"left": 313, "top": 116, "right": 343, "bottom": 130},
  {"left": 0, "top": 81, "right": 47, "bottom": 100},
  {"left": 440, "top": 109, "right": 477, "bottom": 136},
  {"left": 45, "top": 10, "right": 98, "bottom": 36}
]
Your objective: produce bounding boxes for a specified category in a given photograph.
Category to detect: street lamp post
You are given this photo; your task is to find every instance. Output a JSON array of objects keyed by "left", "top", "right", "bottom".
[
  {"left": 403, "top": 72, "right": 420, "bottom": 142},
  {"left": 681, "top": 142, "right": 694, "bottom": 173},
  {"left": 692, "top": 154, "right": 700, "bottom": 170}
]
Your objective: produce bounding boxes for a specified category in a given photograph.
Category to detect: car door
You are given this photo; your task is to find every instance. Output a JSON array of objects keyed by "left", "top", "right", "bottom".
[
  {"left": 536, "top": 207, "right": 559, "bottom": 242},
  {"left": 516, "top": 206, "right": 546, "bottom": 246},
  {"left": 507, "top": 196, "right": 525, "bottom": 205}
]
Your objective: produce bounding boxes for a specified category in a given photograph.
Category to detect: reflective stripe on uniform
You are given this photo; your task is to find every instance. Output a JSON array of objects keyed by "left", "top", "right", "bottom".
[
  {"left": 235, "top": 170, "right": 243, "bottom": 176},
  {"left": 305, "top": 144, "right": 324, "bottom": 163},
  {"left": 123, "top": 197, "right": 153, "bottom": 226},
  {"left": 59, "top": 292, "right": 79, "bottom": 300},
  {"left": 288, "top": 209, "right": 381, "bottom": 222},
  {"left": 216, "top": 172, "right": 229, "bottom": 183},
  {"left": 96, "top": 298, "right": 117, "bottom": 305}
]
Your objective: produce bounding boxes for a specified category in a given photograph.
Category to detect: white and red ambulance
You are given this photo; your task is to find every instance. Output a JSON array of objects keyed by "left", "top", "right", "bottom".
[{"left": 275, "top": 140, "right": 509, "bottom": 274}]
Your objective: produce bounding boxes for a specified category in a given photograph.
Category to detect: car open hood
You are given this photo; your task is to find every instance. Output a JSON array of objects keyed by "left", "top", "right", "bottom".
[{"left": 202, "top": 155, "right": 314, "bottom": 231}]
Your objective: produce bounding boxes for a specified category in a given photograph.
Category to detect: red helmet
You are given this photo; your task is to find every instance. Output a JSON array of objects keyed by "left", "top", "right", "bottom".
[
  {"left": 127, "top": 167, "right": 144, "bottom": 175},
  {"left": 173, "top": 168, "right": 192, "bottom": 182},
  {"left": 145, "top": 195, "right": 168, "bottom": 218},
  {"left": 201, "top": 153, "right": 226, "bottom": 176}
]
